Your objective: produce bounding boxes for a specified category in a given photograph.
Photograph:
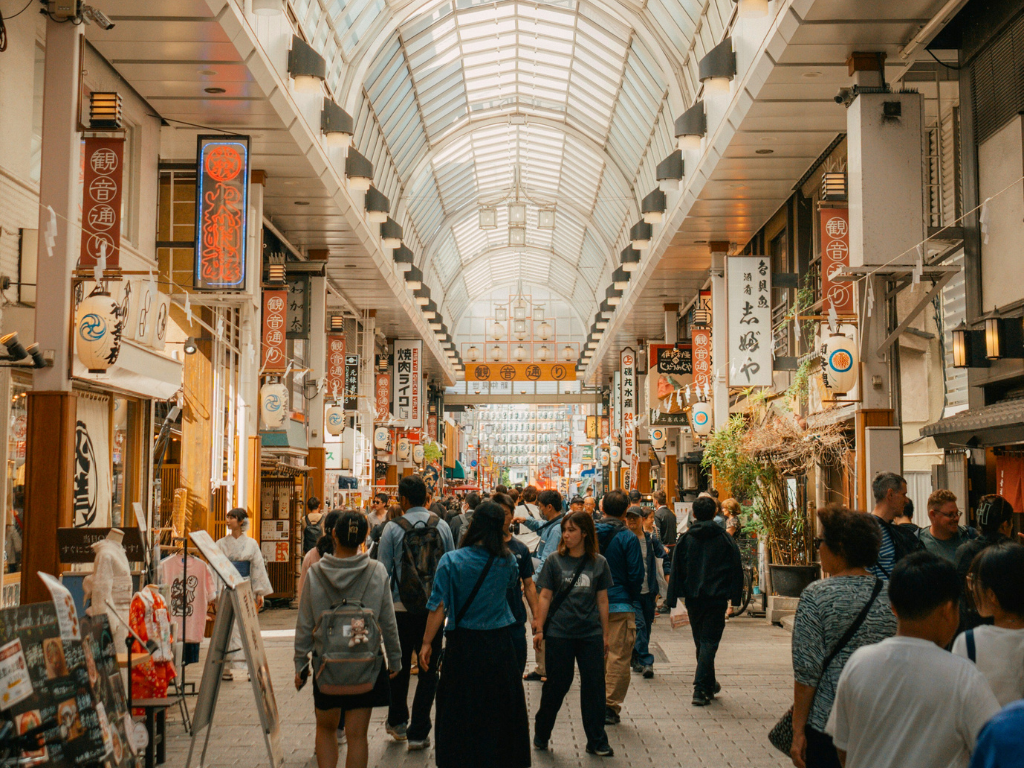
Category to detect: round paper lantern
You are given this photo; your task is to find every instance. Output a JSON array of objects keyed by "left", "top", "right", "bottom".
[
  {"left": 260, "top": 382, "right": 289, "bottom": 429},
  {"left": 600, "top": 450, "right": 610, "bottom": 467},
  {"left": 75, "top": 289, "right": 123, "bottom": 372},
  {"left": 113, "top": 398, "right": 128, "bottom": 430},
  {"left": 373, "top": 427, "right": 389, "bottom": 450},
  {"left": 412, "top": 444, "right": 425, "bottom": 464},
  {"left": 821, "top": 333, "right": 858, "bottom": 395},
  {"left": 397, "top": 438, "right": 411, "bottom": 461},
  {"left": 650, "top": 427, "right": 667, "bottom": 450},
  {"left": 690, "top": 402, "right": 712, "bottom": 436},
  {"left": 610, "top": 444, "right": 621, "bottom": 463},
  {"left": 325, "top": 405, "right": 344, "bottom": 436}
]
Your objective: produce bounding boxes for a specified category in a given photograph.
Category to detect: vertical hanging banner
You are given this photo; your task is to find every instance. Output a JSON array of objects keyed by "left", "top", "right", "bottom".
[
  {"left": 600, "top": 416, "right": 609, "bottom": 440},
  {"left": 285, "top": 275, "right": 310, "bottom": 338},
  {"left": 325, "top": 335, "right": 345, "bottom": 400},
  {"left": 692, "top": 328, "right": 712, "bottom": 389},
  {"left": 80, "top": 137, "right": 124, "bottom": 268},
  {"left": 585, "top": 415, "right": 597, "bottom": 439},
  {"left": 194, "top": 135, "right": 250, "bottom": 290},
  {"left": 427, "top": 413, "right": 438, "bottom": 443},
  {"left": 820, "top": 208, "right": 853, "bottom": 315},
  {"left": 393, "top": 340, "right": 422, "bottom": 428},
  {"left": 620, "top": 348, "right": 636, "bottom": 461},
  {"left": 727, "top": 256, "right": 773, "bottom": 387},
  {"left": 612, "top": 371, "right": 621, "bottom": 441},
  {"left": 344, "top": 355, "right": 359, "bottom": 411},
  {"left": 375, "top": 373, "right": 390, "bottom": 422},
  {"left": 261, "top": 290, "right": 287, "bottom": 372}
]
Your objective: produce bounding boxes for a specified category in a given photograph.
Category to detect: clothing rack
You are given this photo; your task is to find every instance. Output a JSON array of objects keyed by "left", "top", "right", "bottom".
[{"left": 164, "top": 533, "right": 199, "bottom": 734}]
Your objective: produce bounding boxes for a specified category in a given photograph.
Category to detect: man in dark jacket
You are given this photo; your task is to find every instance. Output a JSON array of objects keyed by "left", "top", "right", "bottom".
[
  {"left": 667, "top": 496, "right": 743, "bottom": 706},
  {"left": 652, "top": 490, "right": 677, "bottom": 547},
  {"left": 595, "top": 489, "right": 644, "bottom": 725}
]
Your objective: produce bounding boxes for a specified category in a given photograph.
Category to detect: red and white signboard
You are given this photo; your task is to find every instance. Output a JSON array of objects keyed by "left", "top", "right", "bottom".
[
  {"left": 427, "top": 413, "right": 438, "bottom": 442},
  {"left": 325, "top": 335, "right": 346, "bottom": 400},
  {"left": 261, "top": 290, "right": 286, "bottom": 372},
  {"left": 821, "top": 208, "right": 853, "bottom": 315},
  {"left": 375, "top": 373, "right": 390, "bottom": 422},
  {"left": 621, "top": 348, "right": 636, "bottom": 461},
  {"left": 394, "top": 340, "right": 422, "bottom": 429},
  {"left": 80, "top": 137, "right": 124, "bottom": 268},
  {"left": 692, "top": 328, "right": 712, "bottom": 389}
]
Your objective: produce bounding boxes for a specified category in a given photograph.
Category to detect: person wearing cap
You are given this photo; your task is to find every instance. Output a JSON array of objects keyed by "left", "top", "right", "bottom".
[
  {"left": 954, "top": 494, "right": 1018, "bottom": 632},
  {"left": 570, "top": 496, "right": 585, "bottom": 514},
  {"left": 625, "top": 506, "right": 665, "bottom": 679}
]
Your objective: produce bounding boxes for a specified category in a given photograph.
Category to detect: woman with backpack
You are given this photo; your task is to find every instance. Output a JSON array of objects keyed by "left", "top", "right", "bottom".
[
  {"left": 295, "top": 511, "right": 402, "bottom": 768},
  {"left": 419, "top": 501, "right": 531, "bottom": 768},
  {"left": 532, "top": 511, "right": 614, "bottom": 756},
  {"left": 299, "top": 509, "right": 343, "bottom": 598}
]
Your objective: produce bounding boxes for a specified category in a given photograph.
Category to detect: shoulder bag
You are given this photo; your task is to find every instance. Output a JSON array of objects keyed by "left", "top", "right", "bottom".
[
  {"left": 542, "top": 557, "right": 588, "bottom": 633},
  {"left": 768, "top": 578, "right": 883, "bottom": 755},
  {"left": 434, "top": 553, "right": 495, "bottom": 677}
]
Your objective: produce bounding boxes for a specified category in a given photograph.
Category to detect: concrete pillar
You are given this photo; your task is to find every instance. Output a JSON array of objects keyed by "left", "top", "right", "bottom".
[
  {"left": 308, "top": 275, "right": 327, "bottom": 447},
  {"left": 238, "top": 173, "right": 264, "bottom": 513},
  {"left": 710, "top": 250, "right": 730, "bottom": 430},
  {"left": 664, "top": 303, "right": 679, "bottom": 344}
]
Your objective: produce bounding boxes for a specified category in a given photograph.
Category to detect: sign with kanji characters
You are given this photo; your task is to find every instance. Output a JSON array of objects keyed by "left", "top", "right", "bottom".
[
  {"left": 600, "top": 416, "right": 609, "bottom": 440},
  {"left": 427, "top": 413, "right": 438, "bottom": 442},
  {"left": 612, "top": 370, "right": 620, "bottom": 441},
  {"left": 375, "top": 373, "right": 390, "bottom": 422},
  {"left": 692, "top": 328, "right": 712, "bottom": 388},
  {"left": 465, "top": 363, "right": 576, "bottom": 382},
  {"left": 261, "top": 290, "right": 287, "bottom": 372},
  {"left": 344, "top": 354, "right": 359, "bottom": 411},
  {"left": 80, "top": 137, "right": 124, "bottom": 268},
  {"left": 648, "top": 343, "right": 692, "bottom": 425},
  {"left": 285, "top": 274, "right": 310, "bottom": 339},
  {"left": 727, "top": 255, "right": 773, "bottom": 387},
  {"left": 820, "top": 208, "right": 853, "bottom": 315},
  {"left": 393, "top": 340, "right": 422, "bottom": 428},
  {"left": 194, "top": 135, "right": 250, "bottom": 290},
  {"left": 621, "top": 348, "right": 636, "bottom": 461},
  {"left": 325, "top": 335, "right": 345, "bottom": 401},
  {"left": 585, "top": 415, "right": 597, "bottom": 439}
]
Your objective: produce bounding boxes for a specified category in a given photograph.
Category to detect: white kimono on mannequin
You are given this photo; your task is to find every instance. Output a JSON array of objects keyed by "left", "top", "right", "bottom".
[
  {"left": 84, "top": 533, "right": 133, "bottom": 650},
  {"left": 215, "top": 526, "right": 272, "bottom": 674}
]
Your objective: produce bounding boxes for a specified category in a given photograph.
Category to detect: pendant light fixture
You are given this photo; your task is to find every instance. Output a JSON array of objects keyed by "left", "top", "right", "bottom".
[
  {"left": 490, "top": 345, "right": 504, "bottom": 362},
  {"left": 642, "top": 189, "right": 667, "bottom": 224},
  {"left": 321, "top": 99, "right": 354, "bottom": 148},
  {"left": 288, "top": 35, "right": 326, "bottom": 93},
  {"left": 345, "top": 148, "right": 373, "bottom": 191},
  {"left": 698, "top": 37, "right": 736, "bottom": 96},
  {"left": 606, "top": 286, "right": 622, "bottom": 306},
  {"left": 561, "top": 344, "right": 574, "bottom": 362},
  {"left": 404, "top": 264, "right": 423, "bottom": 291},
  {"left": 421, "top": 299, "right": 437, "bottom": 320},
  {"left": 630, "top": 221, "right": 653, "bottom": 250},
  {"left": 490, "top": 320, "right": 505, "bottom": 340},
  {"left": 380, "top": 217, "right": 403, "bottom": 249},
  {"left": 538, "top": 345, "right": 550, "bottom": 361},
  {"left": 393, "top": 244, "right": 414, "bottom": 271},
  {"left": 621, "top": 246, "right": 641, "bottom": 273},
  {"left": 674, "top": 101, "right": 707, "bottom": 152},
  {"left": 414, "top": 285, "right": 431, "bottom": 307},
  {"left": 365, "top": 187, "right": 390, "bottom": 223},
  {"left": 514, "top": 345, "right": 527, "bottom": 362},
  {"left": 612, "top": 266, "right": 630, "bottom": 290},
  {"left": 468, "top": 345, "right": 481, "bottom": 362},
  {"left": 657, "top": 150, "right": 684, "bottom": 193}
]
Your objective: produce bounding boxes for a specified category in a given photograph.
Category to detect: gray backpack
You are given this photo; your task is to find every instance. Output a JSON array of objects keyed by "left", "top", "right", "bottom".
[{"left": 310, "top": 563, "right": 384, "bottom": 695}]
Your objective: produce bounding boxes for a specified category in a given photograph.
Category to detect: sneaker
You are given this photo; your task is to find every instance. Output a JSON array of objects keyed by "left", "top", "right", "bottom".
[
  {"left": 642, "top": 665, "right": 654, "bottom": 679},
  {"left": 533, "top": 737, "right": 548, "bottom": 751},
  {"left": 385, "top": 722, "right": 408, "bottom": 742},
  {"left": 407, "top": 738, "right": 430, "bottom": 751},
  {"left": 604, "top": 708, "right": 620, "bottom": 725},
  {"left": 691, "top": 690, "right": 710, "bottom": 707},
  {"left": 710, "top": 682, "right": 722, "bottom": 699},
  {"left": 630, "top": 662, "right": 642, "bottom": 674},
  {"left": 523, "top": 671, "right": 544, "bottom": 682},
  {"left": 586, "top": 744, "right": 615, "bottom": 757}
]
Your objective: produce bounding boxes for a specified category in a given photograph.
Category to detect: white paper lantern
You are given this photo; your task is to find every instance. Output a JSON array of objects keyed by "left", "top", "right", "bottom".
[
  {"left": 600, "top": 450, "right": 610, "bottom": 467},
  {"left": 260, "top": 382, "right": 289, "bottom": 429},
  {"left": 373, "top": 427, "right": 389, "bottom": 450},
  {"left": 690, "top": 402, "right": 712, "bottom": 436},
  {"left": 821, "top": 333, "right": 858, "bottom": 395},
  {"left": 75, "top": 289, "right": 123, "bottom": 373},
  {"left": 325, "top": 405, "right": 345, "bottom": 436},
  {"left": 610, "top": 444, "right": 621, "bottom": 463},
  {"left": 650, "top": 427, "right": 667, "bottom": 450},
  {"left": 412, "top": 444, "right": 425, "bottom": 464},
  {"left": 397, "top": 438, "right": 411, "bottom": 461},
  {"left": 113, "top": 398, "right": 128, "bottom": 430}
]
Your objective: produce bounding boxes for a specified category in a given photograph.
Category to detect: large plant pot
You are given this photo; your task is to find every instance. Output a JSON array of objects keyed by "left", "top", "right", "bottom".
[{"left": 769, "top": 564, "right": 820, "bottom": 597}]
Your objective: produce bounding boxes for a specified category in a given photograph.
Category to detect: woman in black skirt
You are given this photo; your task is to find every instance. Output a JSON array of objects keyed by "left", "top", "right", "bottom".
[
  {"left": 294, "top": 512, "right": 402, "bottom": 768},
  {"left": 419, "top": 501, "right": 531, "bottom": 767}
]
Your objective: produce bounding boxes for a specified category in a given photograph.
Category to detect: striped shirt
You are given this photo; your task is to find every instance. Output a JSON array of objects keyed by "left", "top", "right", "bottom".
[
  {"left": 868, "top": 526, "right": 896, "bottom": 581},
  {"left": 792, "top": 575, "right": 898, "bottom": 732}
]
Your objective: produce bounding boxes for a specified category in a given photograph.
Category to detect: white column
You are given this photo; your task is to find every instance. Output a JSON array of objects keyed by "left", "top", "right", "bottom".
[
  {"left": 34, "top": 19, "right": 83, "bottom": 392},
  {"left": 710, "top": 251, "right": 730, "bottom": 430},
  {"left": 308, "top": 275, "right": 326, "bottom": 447},
  {"left": 664, "top": 304, "right": 678, "bottom": 344}
]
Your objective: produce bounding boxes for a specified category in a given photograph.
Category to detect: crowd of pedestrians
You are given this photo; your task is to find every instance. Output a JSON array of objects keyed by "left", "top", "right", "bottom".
[{"left": 290, "top": 469, "right": 1024, "bottom": 768}]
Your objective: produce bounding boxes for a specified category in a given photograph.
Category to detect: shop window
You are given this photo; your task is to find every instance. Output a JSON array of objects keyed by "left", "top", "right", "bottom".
[{"left": 157, "top": 169, "right": 197, "bottom": 288}]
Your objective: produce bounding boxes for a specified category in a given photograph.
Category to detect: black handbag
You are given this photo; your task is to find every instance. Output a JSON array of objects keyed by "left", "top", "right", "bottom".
[{"left": 768, "top": 578, "right": 883, "bottom": 755}]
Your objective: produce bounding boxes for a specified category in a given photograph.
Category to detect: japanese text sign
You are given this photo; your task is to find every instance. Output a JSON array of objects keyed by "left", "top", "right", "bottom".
[
  {"left": 393, "top": 340, "right": 422, "bottom": 428},
  {"left": 820, "top": 208, "right": 853, "bottom": 315},
  {"left": 80, "top": 137, "right": 124, "bottom": 268},
  {"left": 344, "top": 354, "right": 359, "bottom": 411},
  {"left": 194, "top": 135, "right": 250, "bottom": 290},
  {"left": 692, "top": 328, "right": 712, "bottom": 388},
  {"left": 621, "top": 347, "right": 636, "bottom": 460},
  {"left": 261, "top": 289, "right": 286, "bottom": 372},
  {"left": 465, "top": 363, "right": 576, "bottom": 382},
  {"left": 375, "top": 373, "right": 390, "bottom": 422},
  {"left": 285, "top": 275, "right": 310, "bottom": 339},
  {"left": 325, "top": 335, "right": 345, "bottom": 400},
  {"left": 728, "top": 256, "right": 773, "bottom": 387}
]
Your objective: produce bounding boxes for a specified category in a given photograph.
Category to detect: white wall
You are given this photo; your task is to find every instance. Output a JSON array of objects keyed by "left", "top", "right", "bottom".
[{"left": 979, "top": 116, "right": 1024, "bottom": 312}]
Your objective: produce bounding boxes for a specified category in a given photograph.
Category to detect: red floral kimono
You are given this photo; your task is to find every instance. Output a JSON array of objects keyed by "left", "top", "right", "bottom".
[{"left": 129, "top": 587, "right": 176, "bottom": 714}]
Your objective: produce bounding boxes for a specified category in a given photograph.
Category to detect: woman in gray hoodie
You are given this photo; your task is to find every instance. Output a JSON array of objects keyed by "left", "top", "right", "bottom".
[{"left": 295, "top": 511, "right": 402, "bottom": 768}]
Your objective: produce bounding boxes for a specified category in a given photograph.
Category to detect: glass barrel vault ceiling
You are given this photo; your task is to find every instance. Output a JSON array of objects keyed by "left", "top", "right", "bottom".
[{"left": 288, "top": 0, "right": 739, "bottom": 339}]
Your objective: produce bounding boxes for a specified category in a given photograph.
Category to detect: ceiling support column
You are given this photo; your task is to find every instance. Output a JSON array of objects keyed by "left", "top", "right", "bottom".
[{"left": 710, "top": 247, "right": 731, "bottom": 431}]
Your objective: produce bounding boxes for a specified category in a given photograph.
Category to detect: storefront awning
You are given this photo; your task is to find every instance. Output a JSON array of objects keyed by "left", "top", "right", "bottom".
[
  {"left": 921, "top": 399, "right": 1024, "bottom": 449},
  {"left": 445, "top": 461, "right": 466, "bottom": 480},
  {"left": 73, "top": 340, "right": 183, "bottom": 400}
]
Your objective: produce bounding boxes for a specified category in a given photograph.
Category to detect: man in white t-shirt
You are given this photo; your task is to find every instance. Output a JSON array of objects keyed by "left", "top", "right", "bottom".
[
  {"left": 514, "top": 485, "right": 544, "bottom": 552},
  {"left": 827, "top": 551, "right": 1000, "bottom": 768}
]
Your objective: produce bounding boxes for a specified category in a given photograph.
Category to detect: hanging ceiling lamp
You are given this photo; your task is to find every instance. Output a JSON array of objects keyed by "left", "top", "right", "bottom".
[
  {"left": 514, "top": 345, "right": 527, "bottom": 362},
  {"left": 365, "top": 187, "right": 390, "bottom": 223},
  {"left": 345, "top": 148, "right": 373, "bottom": 191},
  {"left": 561, "top": 344, "right": 574, "bottom": 362},
  {"left": 490, "top": 320, "right": 505, "bottom": 340},
  {"left": 380, "top": 217, "right": 403, "bottom": 249},
  {"left": 642, "top": 188, "right": 667, "bottom": 224},
  {"left": 657, "top": 150, "right": 684, "bottom": 193},
  {"left": 675, "top": 101, "right": 707, "bottom": 151},
  {"left": 698, "top": 37, "right": 736, "bottom": 96},
  {"left": 630, "top": 220, "right": 653, "bottom": 250},
  {"left": 321, "top": 99, "right": 353, "bottom": 148},
  {"left": 404, "top": 264, "right": 423, "bottom": 290},
  {"left": 537, "top": 319, "right": 552, "bottom": 340},
  {"left": 490, "top": 345, "right": 504, "bottom": 362},
  {"left": 538, "top": 345, "right": 550, "bottom": 361},
  {"left": 393, "top": 244, "right": 414, "bottom": 272},
  {"left": 288, "top": 35, "right": 326, "bottom": 93},
  {"left": 468, "top": 345, "right": 481, "bottom": 362},
  {"left": 479, "top": 207, "right": 497, "bottom": 229}
]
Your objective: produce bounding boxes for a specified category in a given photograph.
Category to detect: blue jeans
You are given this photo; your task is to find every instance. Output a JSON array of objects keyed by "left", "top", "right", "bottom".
[{"left": 632, "top": 593, "right": 657, "bottom": 668}]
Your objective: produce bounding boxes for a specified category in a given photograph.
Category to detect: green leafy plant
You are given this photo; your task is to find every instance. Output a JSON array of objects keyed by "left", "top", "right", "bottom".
[{"left": 423, "top": 441, "right": 443, "bottom": 463}]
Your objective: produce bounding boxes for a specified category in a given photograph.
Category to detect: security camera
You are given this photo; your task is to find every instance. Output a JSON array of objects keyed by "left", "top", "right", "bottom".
[
  {"left": 834, "top": 86, "right": 858, "bottom": 107},
  {"left": 81, "top": 5, "right": 115, "bottom": 29}
]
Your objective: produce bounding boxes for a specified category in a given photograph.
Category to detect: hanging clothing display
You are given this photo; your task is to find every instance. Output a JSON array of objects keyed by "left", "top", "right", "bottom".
[
  {"left": 216, "top": 532, "right": 272, "bottom": 673},
  {"left": 84, "top": 536, "right": 133, "bottom": 651},
  {"left": 129, "top": 587, "right": 176, "bottom": 713},
  {"left": 159, "top": 554, "right": 216, "bottom": 644}
]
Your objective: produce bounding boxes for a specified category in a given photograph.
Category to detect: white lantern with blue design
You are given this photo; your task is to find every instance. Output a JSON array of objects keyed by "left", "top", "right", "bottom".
[
  {"left": 397, "top": 438, "right": 411, "bottom": 461},
  {"left": 412, "top": 444, "right": 425, "bottom": 464},
  {"left": 260, "top": 381, "right": 289, "bottom": 429},
  {"left": 690, "top": 402, "right": 712, "bottom": 436},
  {"left": 75, "top": 288, "right": 123, "bottom": 373},
  {"left": 373, "top": 427, "right": 389, "bottom": 450},
  {"left": 821, "top": 333, "right": 858, "bottom": 395},
  {"left": 325, "top": 405, "right": 345, "bottom": 436}
]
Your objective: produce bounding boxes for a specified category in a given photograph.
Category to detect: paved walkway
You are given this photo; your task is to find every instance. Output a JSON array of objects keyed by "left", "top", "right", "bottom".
[{"left": 164, "top": 608, "right": 793, "bottom": 767}]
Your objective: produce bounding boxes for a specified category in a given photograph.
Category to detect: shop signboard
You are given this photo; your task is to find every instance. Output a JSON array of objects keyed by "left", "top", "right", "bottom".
[
  {"left": 585, "top": 415, "right": 597, "bottom": 439},
  {"left": 193, "top": 135, "right": 250, "bottom": 291},
  {"left": 600, "top": 416, "right": 609, "bottom": 439},
  {"left": 612, "top": 371, "right": 620, "bottom": 441},
  {"left": 727, "top": 255, "right": 773, "bottom": 387},
  {"left": 621, "top": 348, "right": 636, "bottom": 461},
  {"left": 80, "top": 137, "right": 124, "bottom": 268},
  {"left": 393, "top": 340, "right": 422, "bottom": 428},
  {"left": 465, "top": 362, "right": 575, "bottom": 382},
  {"left": 375, "top": 373, "right": 390, "bottom": 422},
  {"left": 820, "top": 208, "right": 853, "bottom": 315},
  {"left": 343, "top": 354, "right": 359, "bottom": 411},
  {"left": 285, "top": 275, "right": 310, "bottom": 339},
  {"left": 692, "top": 328, "right": 712, "bottom": 389},
  {"left": 325, "top": 335, "right": 345, "bottom": 401},
  {"left": 261, "top": 290, "right": 287, "bottom": 373},
  {"left": 427, "top": 413, "right": 438, "bottom": 442}
]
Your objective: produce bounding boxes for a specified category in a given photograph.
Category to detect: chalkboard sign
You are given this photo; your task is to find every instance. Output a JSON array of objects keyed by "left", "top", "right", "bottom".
[
  {"left": 57, "top": 528, "right": 147, "bottom": 563},
  {"left": 81, "top": 615, "right": 135, "bottom": 767}
]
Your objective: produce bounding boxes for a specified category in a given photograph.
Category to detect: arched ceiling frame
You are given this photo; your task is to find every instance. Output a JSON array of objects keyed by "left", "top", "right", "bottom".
[{"left": 447, "top": 270, "right": 594, "bottom": 331}]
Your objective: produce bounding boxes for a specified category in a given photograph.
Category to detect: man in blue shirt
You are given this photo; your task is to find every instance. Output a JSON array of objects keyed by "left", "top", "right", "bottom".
[
  {"left": 516, "top": 489, "right": 563, "bottom": 682},
  {"left": 595, "top": 489, "right": 644, "bottom": 724},
  {"left": 379, "top": 475, "right": 455, "bottom": 751},
  {"left": 971, "top": 700, "right": 1024, "bottom": 768}
]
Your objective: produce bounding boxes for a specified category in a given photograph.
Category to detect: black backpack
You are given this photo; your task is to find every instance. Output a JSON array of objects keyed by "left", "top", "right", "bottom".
[
  {"left": 303, "top": 515, "right": 323, "bottom": 555},
  {"left": 394, "top": 514, "right": 444, "bottom": 613}
]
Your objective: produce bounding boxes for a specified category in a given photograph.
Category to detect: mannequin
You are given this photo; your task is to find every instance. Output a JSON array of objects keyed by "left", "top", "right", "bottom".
[
  {"left": 84, "top": 529, "right": 133, "bottom": 650},
  {"left": 129, "top": 584, "right": 175, "bottom": 713}
]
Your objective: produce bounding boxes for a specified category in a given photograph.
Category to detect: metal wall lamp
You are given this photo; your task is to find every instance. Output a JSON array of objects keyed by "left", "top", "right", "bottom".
[
  {"left": 321, "top": 99, "right": 354, "bottom": 148},
  {"left": 630, "top": 220, "right": 653, "bottom": 250},
  {"left": 620, "top": 247, "right": 641, "bottom": 273},
  {"left": 0, "top": 333, "right": 49, "bottom": 368},
  {"left": 365, "top": 187, "right": 390, "bottom": 223},
  {"left": 380, "top": 217, "right": 403, "bottom": 249},
  {"left": 599, "top": 298, "right": 614, "bottom": 318},
  {"left": 951, "top": 322, "right": 989, "bottom": 368},
  {"left": 985, "top": 317, "right": 1024, "bottom": 360},
  {"left": 393, "top": 244, "right": 414, "bottom": 271},
  {"left": 675, "top": 101, "right": 706, "bottom": 151},
  {"left": 642, "top": 189, "right": 667, "bottom": 224},
  {"left": 657, "top": 150, "right": 684, "bottom": 192},
  {"left": 404, "top": 265, "right": 423, "bottom": 290},
  {"left": 606, "top": 286, "right": 623, "bottom": 306},
  {"left": 288, "top": 35, "right": 326, "bottom": 93},
  {"left": 345, "top": 148, "right": 373, "bottom": 192},
  {"left": 414, "top": 284, "right": 431, "bottom": 307},
  {"left": 699, "top": 37, "right": 736, "bottom": 96},
  {"left": 612, "top": 266, "right": 630, "bottom": 290},
  {"left": 421, "top": 299, "right": 437, "bottom": 320}
]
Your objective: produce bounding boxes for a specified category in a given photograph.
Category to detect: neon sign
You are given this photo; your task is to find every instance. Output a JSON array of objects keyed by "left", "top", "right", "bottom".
[{"left": 194, "top": 135, "right": 250, "bottom": 290}]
